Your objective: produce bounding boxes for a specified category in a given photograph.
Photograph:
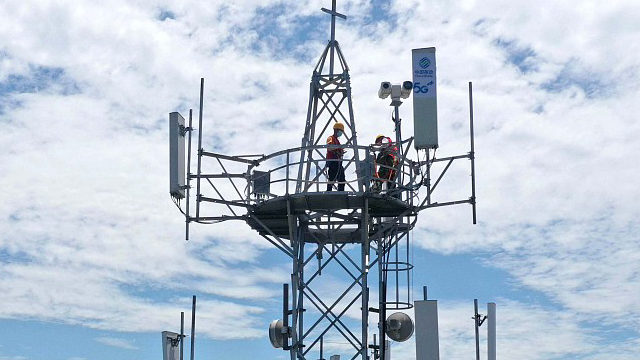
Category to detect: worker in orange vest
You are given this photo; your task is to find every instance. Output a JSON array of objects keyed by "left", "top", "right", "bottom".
[
  {"left": 372, "top": 134, "right": 398, "bottom": 193},
  {"left": 326, "top": 122, "right": 346, "bottom": 191}
]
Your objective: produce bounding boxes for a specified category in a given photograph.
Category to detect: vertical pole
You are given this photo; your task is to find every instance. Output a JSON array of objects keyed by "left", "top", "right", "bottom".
[
  {"left": 468, "top": 82, "right": 477, "bottom": 224},
  {"left": 283, "top": 283, "right": 289, "bottom": 350},
  {"left": 185, "top": 109, "right": 193, "bottom": 241},
  {"left": 426, "top": 150, "right": 431, "bottom": 205},
  {"left": 190, "top": 295, "right": 196, "bottom": 360},
  {"left": 180, "top": 312, "right": 184, "bottom": 360},
  {"left": 290, "top": 273, "right": 297, "bottom": 360},
  {"left": 474, "top": 299, "right": 480, "bottom": 360},
  {"left": 320, "top": 336, "right": 324, "bottom": 360},
  {"left": 394, "top": 104, "right": 402, "bottom": 194},
  {"left": 329, "top": 0, "right": 336, "bottom": 77},
  {"left": 195, "top": 79, "right": 204, "bottom": 219},
  {"left": 487, "top": 303, "right": 496, "bottom": 360},
  {"left": 423, "top": 285, "right": 428, "bottom": 300},
  {"left": 380, "top": 279, "right": 387, "bottom": 360},
  {"left": 298, "top": 236, "right": 305, "bottom": 360},
  {"left": 286, "top": 152, "right": 290, "bottom": 194},
  {"left": 361, "top": 198, "right": 370, "bottom": 360}
]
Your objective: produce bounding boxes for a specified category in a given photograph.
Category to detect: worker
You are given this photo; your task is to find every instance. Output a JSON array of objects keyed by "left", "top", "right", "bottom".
[
  {"left": 372, "top": 134, "right": 398, "bottom": 193},
  {"left": 326, "top": 122, "right": 346, "bottom": 191}
]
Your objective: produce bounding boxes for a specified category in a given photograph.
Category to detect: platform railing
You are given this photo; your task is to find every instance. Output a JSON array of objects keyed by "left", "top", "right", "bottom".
[{"left": 191, "top": 138, "right": 423, "bottom": 220}]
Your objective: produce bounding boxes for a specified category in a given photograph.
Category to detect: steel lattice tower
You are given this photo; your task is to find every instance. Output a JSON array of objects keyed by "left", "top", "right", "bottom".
[{"left": 169, "top": 1, "right": 477, "bottom": 359}]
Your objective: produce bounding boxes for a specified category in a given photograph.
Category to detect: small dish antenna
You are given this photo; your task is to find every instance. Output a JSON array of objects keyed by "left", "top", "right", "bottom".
[
  {"left": 385, "top": 312, "right": 414, "bottom": 342},
  {"left": 269, "top": 319, "right": 286, "bottom": 348}
]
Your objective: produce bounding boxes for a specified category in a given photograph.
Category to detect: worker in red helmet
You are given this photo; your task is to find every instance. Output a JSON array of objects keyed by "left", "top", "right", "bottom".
[
  {"left": 372, "top": 134, "right": 398, "bottom": 193},
  {"left": 326, "top": 122, "right": 346, "bottom": 191}
]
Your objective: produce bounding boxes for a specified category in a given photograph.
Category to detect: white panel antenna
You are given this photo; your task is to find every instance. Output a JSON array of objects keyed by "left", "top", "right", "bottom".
[
  {"left": 487, "top": 303, "right": 496, "bottom": 360},
  {"left": 161, "top": 331, "right": 181, "bottom": 360},
  {"left": 414, "top": 299, "right": 440, "bottom": 360},
  {"left": 169, "top": 112, "right": 186, "bottom": 199}
]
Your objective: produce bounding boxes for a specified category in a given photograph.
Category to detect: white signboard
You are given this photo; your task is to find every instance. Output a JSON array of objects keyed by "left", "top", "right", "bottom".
[{"left": 412, "top": 47, "right": 438, "bottom": 149}]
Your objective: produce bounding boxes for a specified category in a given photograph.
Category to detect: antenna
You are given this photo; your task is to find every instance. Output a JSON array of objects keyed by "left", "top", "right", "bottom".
[
  {"left": 473, "top": 299, "right": 487, "bottom": 360},
  {"left": 161, "top": 331, "right": 181, "bottom": 360},
  {"left": 162, "top": 306, "right": 192, "bottom": 360},
  {"left": 168, "top": 2, "right": 479, "bottom": 359},
  {"left": 180, "top": 312, "right": 184, "bottom": 360},
  {"left": 190, "top": 295, "right": 196, "bottom": 360},
  {"left": 169, "top": 112, "right": 187, "bottom": 199},
  {"left": 385, "top": 312, "right": 414, "bottom": 342},
  {"left": 487, "top": 303, "right": 496, "bottom": 360}
]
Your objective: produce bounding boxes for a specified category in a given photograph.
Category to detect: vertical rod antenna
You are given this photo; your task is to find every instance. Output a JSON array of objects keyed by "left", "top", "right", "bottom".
[
  {"left": 180, "top": 311, "right": 185, "bottom": 360},
  {"left": 190, "top": 295, "right": 196, "bottom": 360},
  {"left": 474, "top": 299, "right": 480, "bottom": 360},
  {"left": 185, "top": 109, "right": 193, "bottom": 241},
  {"left": 468, "top": 81, "right": 477, "bottom": 224},
  {"left": 195, "top": 78, "right": 204, "bottom": 219}
]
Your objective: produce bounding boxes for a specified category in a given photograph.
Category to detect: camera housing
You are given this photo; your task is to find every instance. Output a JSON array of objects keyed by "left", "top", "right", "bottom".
[
  {"left": 401, "top": 81, "right": 413, "bottom": 99},
  {"left": 378, "top": 82, "right": 391, "bottom": 99}
]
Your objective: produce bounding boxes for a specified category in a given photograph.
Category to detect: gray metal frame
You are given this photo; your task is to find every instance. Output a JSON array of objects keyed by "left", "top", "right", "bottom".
[{"left": 170, "top": 2, "right": 478, "bottom": 359}]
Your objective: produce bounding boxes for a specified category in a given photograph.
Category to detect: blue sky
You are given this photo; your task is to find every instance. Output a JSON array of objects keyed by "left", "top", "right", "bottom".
[{"left": 1, "top": 0, "right": 640, "bottom": 360}]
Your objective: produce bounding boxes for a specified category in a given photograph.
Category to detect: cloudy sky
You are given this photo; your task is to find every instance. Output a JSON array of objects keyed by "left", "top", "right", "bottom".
[{"left": 1, "top": 0, "right": 639, "bottom": 359}]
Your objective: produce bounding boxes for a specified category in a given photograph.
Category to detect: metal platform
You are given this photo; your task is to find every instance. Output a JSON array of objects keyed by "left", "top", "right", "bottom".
[{"left": 246, "top": 192, "right": 412, "bottom": 240}]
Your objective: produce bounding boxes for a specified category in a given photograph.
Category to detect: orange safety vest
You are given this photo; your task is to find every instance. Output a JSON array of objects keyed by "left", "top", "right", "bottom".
[{"left": 326, "top": 135, "right": 343, "bottom": 160}]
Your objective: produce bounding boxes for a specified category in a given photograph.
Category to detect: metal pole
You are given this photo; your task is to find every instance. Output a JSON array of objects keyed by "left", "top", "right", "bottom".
[
  {"left": 320, "top": 336, "right": 324, "bottom": 360},
  {"left": 474, "top": 299, "right": 480, "bottom": 360},
  {"left": 190, "top": 295, "right": 196, "bottom": 360},
  {"left": 180, "top": 311, "right": 184, "bottom": 360},
  {"left": 298, "top": 237, "right": 305, "bottom": 360},
  {"left": 185, "top": 109, "right": 193, "bottom": 241},
  {"left": 380, "top": 279, "right": 387, "bottom": 360},
  {"left": 329, "top": 0, "right": 336, "bottom": 77},
  {"left": 361, "top": 198, "right": 369, "bottom": 360},
  {"left": 394, "top": 104, "right": 402, "bottom": 193},
  {"left": 196, "top": 78, "right": 204, "bottom": 219},
  {"left": 468, "top": 82, "right": 477, "bottom": 224},
  {"left": 423, "top": 285, "right": 428, "bottom": 300},
  {"left": 426, "top": 150, "right": 431, "bottom": 205},
  {"left": 487, "top": 303, "right": 496, "bottom": 360},
  {"left": 290, "top": 272, "right": 297, "bottom": 360},
  {"left": 283, "top": 283, "right": 289, "bottom": 350}
]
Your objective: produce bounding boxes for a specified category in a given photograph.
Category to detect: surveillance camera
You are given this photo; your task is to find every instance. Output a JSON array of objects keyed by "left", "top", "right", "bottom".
[
  {"left": 400, "top": 81, "right": 413, "bottom": 99},
  {"left": 378, "top": 82, "right": 391, "bottom": 99}
]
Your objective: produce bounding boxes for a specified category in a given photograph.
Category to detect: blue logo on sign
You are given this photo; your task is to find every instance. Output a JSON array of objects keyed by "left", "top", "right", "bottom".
[{"left": 419, "top": 57, "right": 430, "bottom": 69}]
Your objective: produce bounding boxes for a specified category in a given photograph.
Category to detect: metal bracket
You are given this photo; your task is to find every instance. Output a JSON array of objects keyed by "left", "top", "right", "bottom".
[
  {"left": 473, "top": 314, "right": 487, "bottom": 327},
  {"left": 179, "top": 124, "right": 192, "bottom": 137}
]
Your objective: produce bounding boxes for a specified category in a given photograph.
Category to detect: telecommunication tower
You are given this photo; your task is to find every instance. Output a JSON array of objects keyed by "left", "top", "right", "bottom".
[{"left": 169, "top": 1, "right": 477, "bottom": 359}]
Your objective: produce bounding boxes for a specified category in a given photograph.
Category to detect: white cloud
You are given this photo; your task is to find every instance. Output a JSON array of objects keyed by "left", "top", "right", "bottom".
[
  {"left": 0, "top": 0, "right": 639, "bottom": 358},
  {"left": 95, "top": 336, "right": 138, "bottom": 350}
]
